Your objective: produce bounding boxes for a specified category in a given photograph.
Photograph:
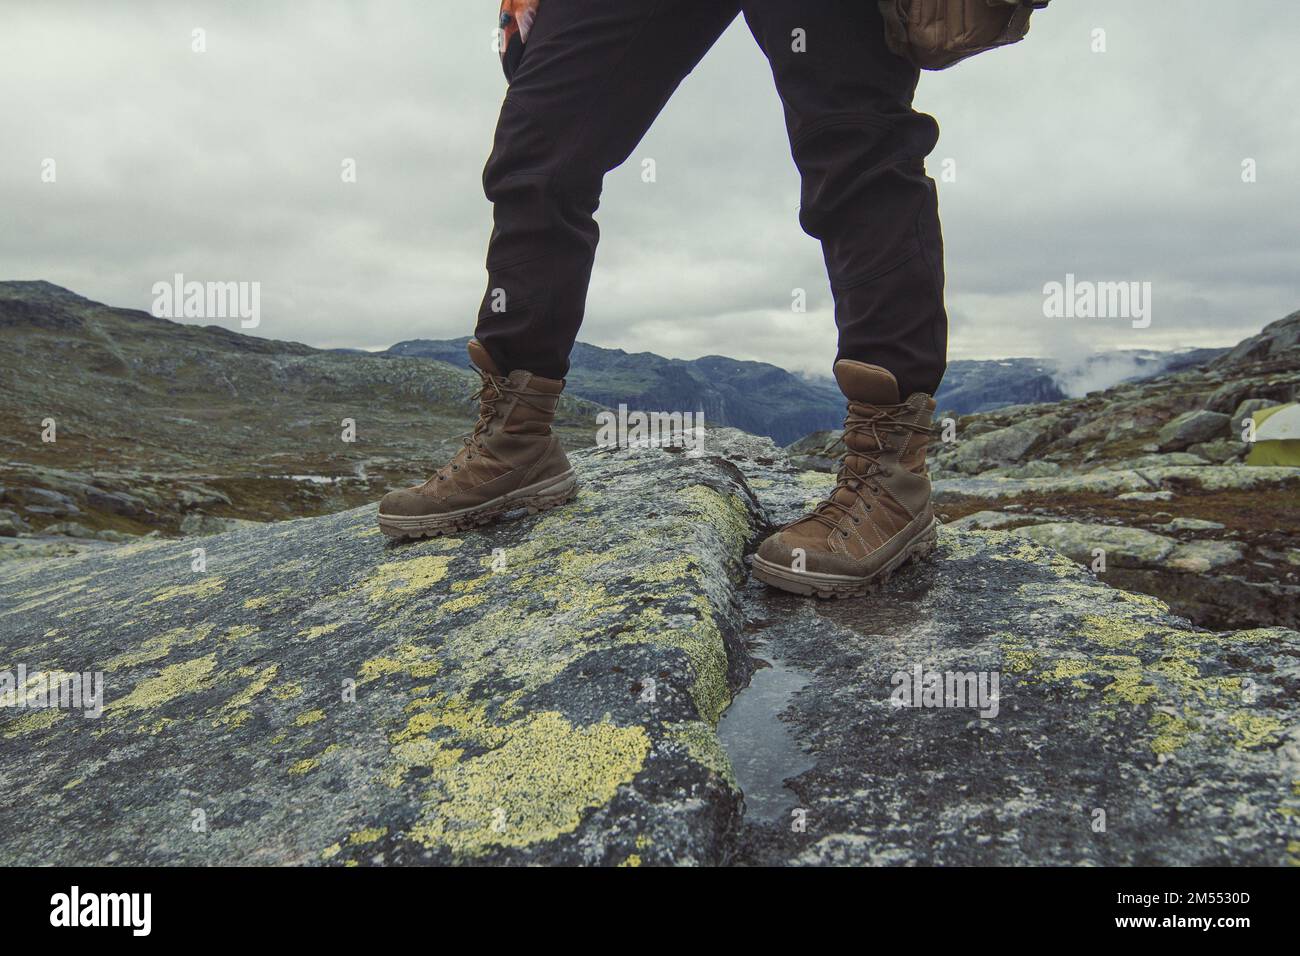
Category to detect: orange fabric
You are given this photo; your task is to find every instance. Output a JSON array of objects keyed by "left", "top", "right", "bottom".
[{"left": 499, "top": 0, "right": 539, "bottom": 61}]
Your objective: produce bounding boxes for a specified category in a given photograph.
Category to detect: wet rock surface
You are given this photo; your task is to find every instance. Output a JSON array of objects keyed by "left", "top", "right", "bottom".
[{"left": 3, "top": 431, "right": 1296, "bottom": 866}]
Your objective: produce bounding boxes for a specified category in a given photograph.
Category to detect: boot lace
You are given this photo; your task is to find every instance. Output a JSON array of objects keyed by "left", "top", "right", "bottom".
[
  {"left": 798, "top": 404, "right": 933, "bottom": 534},
  {"left": 425, "top": 368, "right": 555, "bottom": 485}
]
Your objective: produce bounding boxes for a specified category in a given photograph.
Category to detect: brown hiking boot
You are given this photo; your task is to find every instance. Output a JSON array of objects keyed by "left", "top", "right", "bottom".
[
  {"left": 377, "top": 340, "right": 577, "bottom": 539},
  {"left": 752, "top": 360, "right": 938, "bottom": 598}
]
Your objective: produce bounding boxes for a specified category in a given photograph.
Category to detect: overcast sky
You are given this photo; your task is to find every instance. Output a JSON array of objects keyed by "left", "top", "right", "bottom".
[{"left": 2, "top": 0, "right": 1297, "bottom": 375}]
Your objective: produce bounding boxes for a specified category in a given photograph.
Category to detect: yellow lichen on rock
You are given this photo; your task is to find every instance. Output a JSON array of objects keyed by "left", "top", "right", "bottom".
[
  {"left": 1003, "top": 600, "right": 1287, "bottom": 756},
  {"left": 272, "top": 681, "right": 302, "bottom": 701},
  {"left": 1226, "top": 713, "right": 1285, "bottom": 750},
  {"left": 380, "top": 694, "right": 506, "bottom": 788},
  {"left": 667, "top": 720, "right": 738, "bottom": 788},
  {"left": 145, "top": 577, "right": 224, "bottom": 605},
  {"left": 224, "top": 664, "right": 279, "bottom": 710},
  {"left": 212, "top": 663, "right": 280, "bottom": 727},
  {"left": 680, "top": 485, "right": 752, "bottom": 555},
  {"left": 242, "top": 591, "right": 291, "bottom": 610},
  {"left": 1, "top": 707, "right": 64, "bottom": 738},
  {"left": 438, "top": 592, "right": 486, "bottom": 615},
  {"left": 109, "top": 654, "right": 218, "bottom": 713},
  {"left": 1078, "top": 613, "right": 1162, "bottom": 649},
  {"left": 348, "top": 826, "right": 388, "bottom": 845},
  {"left": 408, "top": 711, "right": 649, "bottom": 855},
  {"left": 363, "top": 554, "right": 457, "bottom": 602},
  {"left": 358, "top": 643, "right": 441, "bottom": 683},
  {"left": 103, "top": 623, "right": 215, "bottom": 671},
  {"left": 300, "top": 622, "right": 342, "bottom": 641}
]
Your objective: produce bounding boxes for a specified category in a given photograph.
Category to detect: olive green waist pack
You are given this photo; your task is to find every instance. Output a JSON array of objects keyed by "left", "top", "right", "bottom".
[{"left": 878, "top": 0, "right": 1051, "bottom": 70}]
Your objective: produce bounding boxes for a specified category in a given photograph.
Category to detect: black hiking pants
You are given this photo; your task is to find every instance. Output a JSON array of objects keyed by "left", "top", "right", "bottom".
[{"left": 474, "top": 0, "right": 947, "bottom": 398}]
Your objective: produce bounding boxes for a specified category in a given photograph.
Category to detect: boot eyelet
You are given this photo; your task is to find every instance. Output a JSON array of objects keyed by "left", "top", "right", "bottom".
[
  {"left": 852, "top": 516, "right": 861, "bottom": 525},
  {"left": 840, "top": 529, "right": 850, "bottom": 538},
  {"left": 437, "top": 475, "right": 446, "bottom": 482},
  {"left": 451, "top": 465, "right": 459, "bottom": 472}
]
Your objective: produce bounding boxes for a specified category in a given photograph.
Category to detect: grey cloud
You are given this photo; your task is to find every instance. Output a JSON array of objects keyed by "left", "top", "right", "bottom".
[{"left": 0, "top": 0, "right": 1295, "bottom": 370}]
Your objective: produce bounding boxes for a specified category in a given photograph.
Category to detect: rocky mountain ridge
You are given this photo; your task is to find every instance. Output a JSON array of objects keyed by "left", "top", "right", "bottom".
[
  {"left": 390, "top": 335, "right": 1229, "bottom": 441},
  {"left": 387, "top": 336, "right": 847, "bottom": 444},
  {"left": 0, "top": 281, "right": 605, "bottom": 551}
]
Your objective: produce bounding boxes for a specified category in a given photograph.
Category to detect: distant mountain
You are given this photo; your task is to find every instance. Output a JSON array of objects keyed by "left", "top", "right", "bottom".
[
  {"left": 933, "top": 358, "right": 1066, "bottom": 414},
  {"left": 932, "top": 348, "right": 1228, "bottom": 415},
  {"left": 387, "top": 337, "right": 846, "bottom": 445},
  {"left": 391, "top": 336, "right": 1230, "bottom": 436}
]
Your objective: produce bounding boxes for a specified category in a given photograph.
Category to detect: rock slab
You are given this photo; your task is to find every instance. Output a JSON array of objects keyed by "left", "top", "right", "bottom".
[{"left": 2, "top": 431, "right": 1297, "bottom": 866}]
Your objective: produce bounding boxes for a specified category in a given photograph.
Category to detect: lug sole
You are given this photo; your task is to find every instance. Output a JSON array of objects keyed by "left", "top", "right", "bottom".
[
  {"left": 378, "top": 470, "right": 577, "bottom": 540},
  {"left": 751, "top": 518, "right": 939, "bottom": 599}
]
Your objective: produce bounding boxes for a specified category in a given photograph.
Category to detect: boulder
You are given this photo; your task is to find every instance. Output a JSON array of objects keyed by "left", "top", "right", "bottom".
[
  {"left": 0, "top": 538, "right": 89, "bottom": 562},
  {"left": 1213, "top": 309, "right": 1300, "bottom": 366},
  {"left": 1205, "top": 382, "right": 1252, "bottom": 415},
  {"left": 5, "top": 486, "right": 80, "bottom": 516},
  {"left": 179, "top": 514, "right": 265, "bottom": 537},
  {"left": 944, "top": 414, "right": 1066, "bottom": 474},
  {"left": 0, "top": 509, "right": 30, "bottom": 537},
  {"left": 1187, "top": 440, "right": 1245, "bottom": 463},
  {"left": 978, "top": 461, "right": 1063, "bottom": 479},
  {"left": 1231, "top": 399, "right": 1281, "bottom": 438},
  {"left": 2, "top": 431, "right": 1296, "bottom": 866},
  {"left": 1157, "top": 410, "right": 1230, "bottom": 452},
  {"left": 83, "top": 487, "right": 151, "bottom": 518},
  {"left": 1166, "top": 540, "right": 1245, "bottom": 573},
  {"left": 1012, "top": 523, "right": 1176, "bottom": 568},
  {"left": 1013, "top": 522, "right": 1244, "bottom": 574},
  {"left": 177, "top": 486, "right": 235, "bottom": 510},
  {"left": 1166, "top": 517, "right": 1226, "bottom": 532},
  {"left": 934, "top": 464, "right": 1300, "bottom": 503},
  {"left": 41, "top": 521, "right": 98, "bottom": 539},
  {"left": 1089, "top": 453, "right": 1206, "bottom": 471},
  {"left": 1116, "top": 490, "right": 1175, "bottom": 502},
  {"left": 945, "top": 510, "right": 1027, "bottom": 531},
  {"left": 1206, "top": 378, "right": 1296, "bottom": 414}
]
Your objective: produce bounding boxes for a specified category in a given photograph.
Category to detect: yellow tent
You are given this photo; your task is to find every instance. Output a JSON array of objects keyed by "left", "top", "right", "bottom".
[{"left": 1245, "top": 403, "right": 1300, "bottom": 466}]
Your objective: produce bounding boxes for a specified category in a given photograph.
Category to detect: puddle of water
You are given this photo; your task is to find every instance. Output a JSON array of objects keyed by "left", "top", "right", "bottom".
[{"left": 716, "top": 656, "right": 816, "bottom": 824}]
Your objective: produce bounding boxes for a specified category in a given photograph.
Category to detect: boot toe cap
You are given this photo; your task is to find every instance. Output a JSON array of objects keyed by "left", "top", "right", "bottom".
[
  {"left": 757, "top": 530, "right": 797, "bottom": 566},
  {"left": 378, "top": 487, "right": 442, "bottom": 517},
  {"left": 757, "top": 527, "right": 862, "bottom": 577}
]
